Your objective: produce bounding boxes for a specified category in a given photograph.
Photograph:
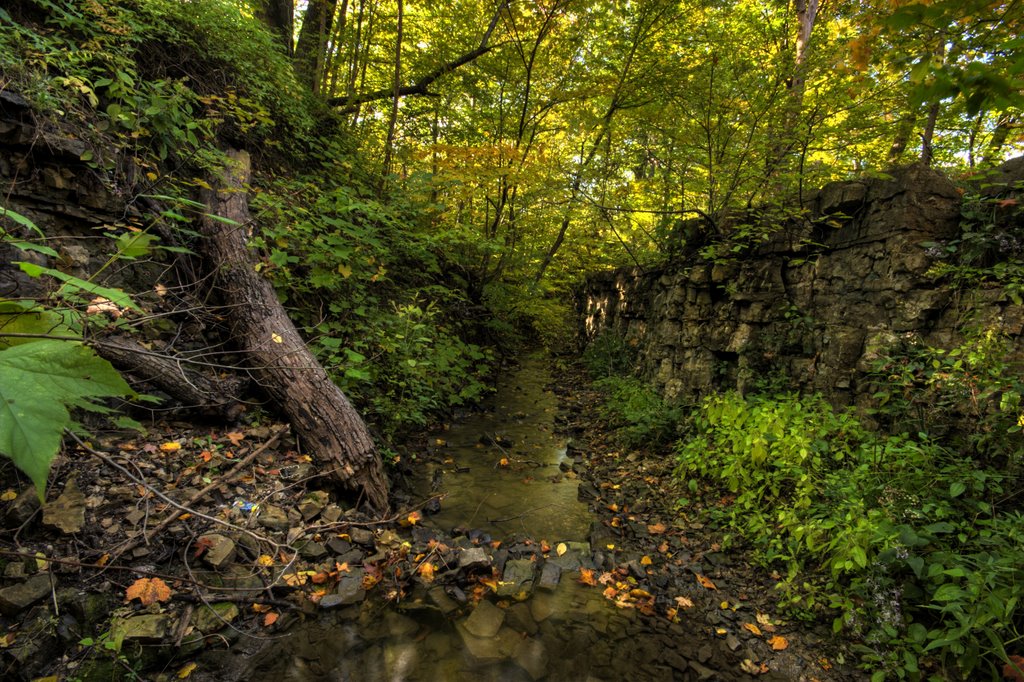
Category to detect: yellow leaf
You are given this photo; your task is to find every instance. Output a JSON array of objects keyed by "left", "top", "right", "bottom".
[
  {"left": 251, "top": 603, "right": 272, "bottom": 613},
  {"left": 125, "top": 577, "right": 173, "bottom": 606},
  {"left": 176, "top": 662, "right": 197, "bottom": 679},
  {"left": 674, "top": 595, "right": 694, "bottom": 608},
  {"left": 556, "top": 542, "right": 568, "bottom": 557},
  {"left": 756, "top": 612, "right": 772, "bottom": 626},
  {"left": 743, "top": 622, "right": 763, "bottom": 637},
  {"left": 720, "top": 600, "right": 730, "bottom": 610},
  {"left": 160, "top": 442, "right": 182, "bottom": 452},
  {"left": 696, "top": 574, "right": 717, "bottom": 590},
  {"left": 769, "top": 635, "right": 789, "bottom": 651},
  {"left": 418, "top": 562, "right": 435, "bottom": 583},
  {"left": 337, "top": 264, "right": 352, "bottom": 278},
  {"left": 0, "top": 632, "right": 16, "bottom": 648},
  {"left": 498, "top": 457, "right": 510, "bottom": 468},
  {"left": 271, "top": 332, "right": 283, "bottom": 344},
  {"left": 640, "top": 555, "right": 653, "bottom": 566},
  {"left": 256, "top": 555, "right": 275, "bottom": 568},
  {"left": 401, "top": 511, "right": 423, "bottom": 527},
  {"left": 0, "top": 489, "right": 17, "bottom": 502},
  {"left": 145, "top": 172, "right": 159, "bottom": 182}
]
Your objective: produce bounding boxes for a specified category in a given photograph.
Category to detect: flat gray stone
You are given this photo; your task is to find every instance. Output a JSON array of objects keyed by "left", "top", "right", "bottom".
[
  {"left": 537, "top": 562, "right": 561, "bottom": 591},
  {"left": 114, "top": 614, "right": 172, "bottom": 641},
  {"left": 504, "top": 602, "right": 538, "bottom": 635},
  {"left": 458, "top": 547, "right": 491, "bottom": 570},
  {"left": 199, "top": 534, "right": 236, "bottom": 568},
  {"left": 322, "top": 572, "right": 365, "bottom": 607},
  {"left": 257, "top": 504, "right": 290, "bottom": 531},
  {"left": 0, "top": 573, "right": 52, "bottom": 615},
  {"left": 456, "top": 623, "right": 520, "bottom": 663},
  {"left": 192, "top": 602, "right": 239, "bottom": 634},
  {"left": 497, "top": 559, "right": 535, "bottom": 598},
  {"left": 427, "top": 587, "right": 459, "bottom": 616},
  {"left": 513, "top": 637, "right": 549, "bottom": 680},
  {"left": 349, "top": 527, "right": 374, "bottom": 546},
  {"left": 464, "top": 599, "right": 504, "bottom": 638}
]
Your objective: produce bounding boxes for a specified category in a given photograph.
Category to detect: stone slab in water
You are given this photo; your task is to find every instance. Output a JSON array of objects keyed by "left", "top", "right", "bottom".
[
  {"left": 455, "top": 622, "right": 521, "bottom": 663},
  {"left": 458, "top": 547, "right": 491, "bottom": 570},
  {"left": 537, "top": 562, "right": 561, "bottom": 591},
  {"left": 497, "top": 559, "right": 534, "bottom": 598},
  {"left": 463, "top": 598, "right": 504, "bottom": 638},
  {"left": 513, "top": 637, "right": 549, "bottom": 680}
]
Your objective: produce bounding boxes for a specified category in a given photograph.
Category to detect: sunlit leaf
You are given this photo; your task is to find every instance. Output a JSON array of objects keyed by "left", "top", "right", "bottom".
[{"left": 125, "top": 577, "right": 173, "bottom": 606}]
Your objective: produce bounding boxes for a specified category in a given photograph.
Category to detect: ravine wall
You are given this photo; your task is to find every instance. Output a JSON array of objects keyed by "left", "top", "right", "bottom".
[{"left": 578, "top": 163, "right": 1024, "bottom": 410}]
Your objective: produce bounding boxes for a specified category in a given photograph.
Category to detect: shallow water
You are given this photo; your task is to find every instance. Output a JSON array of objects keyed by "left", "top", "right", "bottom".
[
  {"left": 210, "top": 356, "right": 727, "bottom": 681},
  {"left": 410, "top": 354, "right": 592, "bottom": 541}
]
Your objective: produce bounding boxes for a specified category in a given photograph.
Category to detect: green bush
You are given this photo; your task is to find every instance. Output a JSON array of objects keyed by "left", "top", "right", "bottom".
[
  {"left": 594, "top": 376, "right": 680, "bottom": 448},
  {"left": 582, "top": 331, "right": 637, "bottom": 379},
  {"left": 674, "top": 391, "right": 1024, "bottom": 680}
]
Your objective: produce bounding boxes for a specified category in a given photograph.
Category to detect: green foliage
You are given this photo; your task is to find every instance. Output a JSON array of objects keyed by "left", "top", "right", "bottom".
[
  {"left": 675, "top": 391, "right": 1024, "bottom": 679},
  {"left": 870, "top": 326, "right": 1024, "bottom": 466},
  {"left": 926, "top": 191, "right": 1024, "bottom": 305},
  {"left": 0, "top": 340, "right": 134, "bottom": 498},
  {"left": 581, "top": 331, "right": 638, "bottom": 379},
  {"left": 249, "top": 179, "right": 492, "bottom": 437},
  {"left": 594, "top": 376, "right": 681, "bottom": 449}
]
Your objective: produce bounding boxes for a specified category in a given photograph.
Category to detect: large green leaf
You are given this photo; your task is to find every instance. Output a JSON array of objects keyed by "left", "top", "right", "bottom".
[
  {"left": 0, "top": 300, "right": 78, "bottom": 349},
  {"left": 0, "top": 340, "right": 134, "bottom": 498}
]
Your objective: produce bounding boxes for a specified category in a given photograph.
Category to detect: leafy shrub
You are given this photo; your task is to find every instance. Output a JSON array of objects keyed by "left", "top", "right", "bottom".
[
  {"left": 674, "top": 391, "right": 1024, "bottom": 680},
  {"left": 582, "top": 331, "right": 637, "bottom": 379},
  {"left": 594, "top": 376, "right": 681, "bottom": 448}
]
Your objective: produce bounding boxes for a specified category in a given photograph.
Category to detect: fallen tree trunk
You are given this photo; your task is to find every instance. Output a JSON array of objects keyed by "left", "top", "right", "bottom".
[
  {"left": 92, "top": 335, "right": 246, "bottom": 420},
  {"left": 197, "top": 149, "right": 389, "bottom": 514}
]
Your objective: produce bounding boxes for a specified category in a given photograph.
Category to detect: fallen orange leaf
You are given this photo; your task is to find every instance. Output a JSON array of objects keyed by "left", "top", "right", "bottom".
[
  {"left": 578, "top": 568, "right": 598, "bottom": 586},
  {"left": 696, "top": 574, "right": 717, "bottom": 590},
  {"left": 647, "top": 522, "right": 667, "bottom": 534},
  {"left": 640, "top": 555, "right": 653, "bottom": 566},
  {"left": 769, "top": 635, "right": 789, "bottom": 651},
  {"left": 418, "top": 562, "right": 435, "bottom": 583},
  {"left": 674, "top": 595, "right": 694, "bottom": 608},
  {"left": 159, "top": 442, "right": 181, "bottom": 452},
  {"left": 226, "top": 431, "right": 245, "bottom": 446},
  {"left": 743, "top": 622, "right": 763, "bottom": 637},
  {"left": 125, "top": 577, "right": 173, "bottom": 606},
  {"left": 251, "top": 603, "right": 272, "bottom": 613},
  {"left": 263, "top": 612, "right": 279, "bottom": 627}
]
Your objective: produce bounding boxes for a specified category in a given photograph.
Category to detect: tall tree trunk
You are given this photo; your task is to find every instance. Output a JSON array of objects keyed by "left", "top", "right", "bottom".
[
  {"left": 295, "top": 0, "right": 339, "bottom": 92},
  {"left": 253, "top": 0, "right": 294, "bottom": 56},
  {"left": 381, "top": 0, "right": 403, "bottom": 179},
  {"left": 982, "top": 113, "right": 1019, "bottom": 165},
  {"left": 919, "top": 37, "right": 946, "bottom": 167},
  {"left": 199, "top": 150, "right": 389, "bottom": 514}
]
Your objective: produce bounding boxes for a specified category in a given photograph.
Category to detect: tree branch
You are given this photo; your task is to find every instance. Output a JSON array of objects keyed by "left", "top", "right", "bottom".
[{"left": 327, "top": 0, "right": 509, "bottom": 111}]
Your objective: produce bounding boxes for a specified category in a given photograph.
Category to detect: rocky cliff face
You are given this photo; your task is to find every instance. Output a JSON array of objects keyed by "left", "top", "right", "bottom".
[{"left": 579, "top": 163, "right": 1024, "bottom": 409}]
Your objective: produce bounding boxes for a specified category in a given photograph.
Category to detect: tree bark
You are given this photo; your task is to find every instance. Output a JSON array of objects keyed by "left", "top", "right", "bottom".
[
  {"left": 198, "top": 150, "right": 389, "bottom": 514},
  {"left": 92, "top": 335, "right": 246, "bottom": 420},
  {"left": 294, "top": 0, "right": 339, "bottom": 92},
  {"left": 253, "top": 0, "right": 294, "bottom": 56}
]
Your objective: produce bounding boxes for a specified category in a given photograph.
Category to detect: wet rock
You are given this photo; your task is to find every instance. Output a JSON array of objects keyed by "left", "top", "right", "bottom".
[
  {"left": 299, "top": 490, "right": 329, "bottom": 520},
  {"left": 537, "top": 562, "right": 561, "bottom": 591},
  {"left": 456, "top": 623, "right": 521, "bottom": 663},
  {"left": 529, "top": 593, "right": 555, "bottom": 623},
  {"left": 498, "top": 559, "right": 535, "bottom": 599},
  {"left": 725, "top": 633, "right": 741, "bottom": 651},
  {"left": 257, "top": 504, "right": 290, "bottom": 531},
  {"left": 321, "top": 504, "right": 344, "bottom": 523},
  {"left": 112, "top": 613, "right": 172, "bottom": 641},
  {"left": 192, "top": 602, "right": 240, "bottom": 634},
  {"left": 549, "top": 541, "right": 591, "bottom": 570},
  {"left": 689, "top": 660, "right": 717, "bottom": 680},
  {"left": 327, "top": 537, "right": 353, "bottom": 555},
  {"left": 323, "top": 572, "right": 365, "bottom": 607},
  {"left": 349, "top": 527, "right": 374, "bottom": 546},
  {"left": 458, "top": 547, "right": 491, "bottom": 570},
  {"left": 0, "top": 573, "right": 52, "bottom": 615},
  {"left": 504, "top": 602, "right": 538, "bottom": 636},
  {"left": 199, "top": 533, "right": 236, "bottom": 568},
  {"left": 427, "top": 587, "right": 460, "bottom": 616},
  {"left": 464, "top": 599, "right": 505, "bottom": 638},
  {"left": 297, "top": 540, "right": 328, "bottom": 560},
  {"left": 513, "top": 637, "right": 549, "bottom": 680}
]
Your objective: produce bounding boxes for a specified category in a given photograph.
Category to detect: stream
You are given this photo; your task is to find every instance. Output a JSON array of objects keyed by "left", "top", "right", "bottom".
[{"left": 211, "top": 356, "right": 734, "bottom": 681}]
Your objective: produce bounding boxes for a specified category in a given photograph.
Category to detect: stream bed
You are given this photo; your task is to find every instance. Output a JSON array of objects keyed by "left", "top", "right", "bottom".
[{"left": 206, "top": 356, "right": 740, "bottom": 681}]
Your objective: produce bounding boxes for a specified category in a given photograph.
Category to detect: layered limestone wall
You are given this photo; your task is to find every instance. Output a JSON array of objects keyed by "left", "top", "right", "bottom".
[{"left": 579, "top": 164, "right": 1024, "bottom": 408}]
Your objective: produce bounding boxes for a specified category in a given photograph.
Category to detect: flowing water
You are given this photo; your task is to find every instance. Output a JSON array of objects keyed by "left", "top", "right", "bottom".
[{"left": 205, "top": 356, "right": 730, "bottom": 681}]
